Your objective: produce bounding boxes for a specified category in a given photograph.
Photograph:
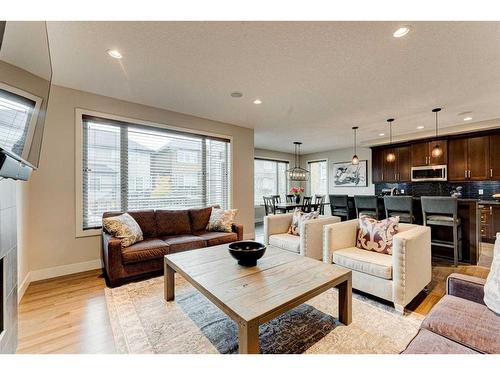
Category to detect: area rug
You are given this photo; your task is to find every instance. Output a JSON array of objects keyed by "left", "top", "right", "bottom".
[{"left": 105, "top": 274, "right": 424, "bottom": 354}]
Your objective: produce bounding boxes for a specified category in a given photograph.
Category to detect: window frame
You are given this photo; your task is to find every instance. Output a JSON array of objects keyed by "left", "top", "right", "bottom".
[
  {"left": 253, "top": 157, "right": 290, "bottom": 206},
  {"left": 307, "top": 158, "right": 329, "bottom": 197},
  {"left": 75, "top": 108, "right": 233, "bottom": 238},
  {"left": 0, "top": 82, "right": 43, "bottom": 160}
]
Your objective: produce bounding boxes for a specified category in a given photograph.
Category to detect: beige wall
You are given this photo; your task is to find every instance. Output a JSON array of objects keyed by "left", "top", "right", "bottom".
[{"left": 27, "top": 85, "right": 254, "bottom": 273}]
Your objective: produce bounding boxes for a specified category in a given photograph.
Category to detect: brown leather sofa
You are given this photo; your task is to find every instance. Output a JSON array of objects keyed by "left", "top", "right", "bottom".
[
  {"left": 102, "top": 206, "right": 243, "bottom": 286},
  {"left": 403, "top": 273, "right": 499, "bottom": 354}
]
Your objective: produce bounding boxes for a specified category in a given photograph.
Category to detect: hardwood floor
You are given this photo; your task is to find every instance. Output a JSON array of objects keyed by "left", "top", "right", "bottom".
[{"left": 17, "top": 258, "right": 489, "bottom": 354}]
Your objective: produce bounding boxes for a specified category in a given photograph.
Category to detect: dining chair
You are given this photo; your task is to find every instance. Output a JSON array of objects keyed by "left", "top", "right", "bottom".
[
  {"left": 314, "top": 195, "right": 325, "bottom": 215},
  {"left": 302, "top": 196, "right": 313, "bottom": 213},
  {"left": 286, "top": 194, "right": 295, "bottom": 204},
  {"left": 263, "top": 196, "right": 276, "bottom": 215}
]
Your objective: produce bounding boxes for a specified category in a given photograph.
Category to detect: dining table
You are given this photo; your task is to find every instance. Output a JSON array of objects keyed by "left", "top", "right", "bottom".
[{"left": 274, "top": 202, "right": 328, "bottom": 213}]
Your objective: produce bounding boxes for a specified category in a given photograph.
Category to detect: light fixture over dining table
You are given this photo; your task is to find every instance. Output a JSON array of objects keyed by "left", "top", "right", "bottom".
[{"left": 286, "top": 141, "right": 309, "bottom": 181}]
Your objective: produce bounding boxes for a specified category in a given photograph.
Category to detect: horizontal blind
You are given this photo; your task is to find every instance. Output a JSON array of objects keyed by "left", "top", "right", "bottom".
[
  {"left": 82, "top": 115, "right": 230, "bottom": 230},
  {"left": 0, "top": 88, "right": 35, "bottom": 156},
  {"left": 254, "top": 158, "right": 289, "bottom": 205}
]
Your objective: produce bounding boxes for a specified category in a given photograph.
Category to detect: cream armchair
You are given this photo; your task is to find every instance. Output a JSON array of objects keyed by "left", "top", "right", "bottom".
[
  {"left": 264, "top": 213, "right": 341, "bottom": 260},
  {"left": 323, "top": 219, "right": 431, "bottom": 313}
]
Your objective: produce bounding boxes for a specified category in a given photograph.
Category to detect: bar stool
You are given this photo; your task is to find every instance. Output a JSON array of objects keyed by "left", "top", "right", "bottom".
[
  {"left": 384, "top": 196, "right": 414, "bottom": 223},
  {"left": 354, "top": 195, "right": 380, "bottom": 219},
  {"left": 329, "top": 194, "right": 350, "bottom": 221},
  {"left": 421, "top": 196, "right": 461, "bottom": 266}
]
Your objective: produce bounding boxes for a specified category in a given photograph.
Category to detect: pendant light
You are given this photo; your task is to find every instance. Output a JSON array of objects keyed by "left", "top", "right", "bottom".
[
  {"left": 286, "top": 141, "right": 309, "bottom": 181},
  {"left": 386, "top": 118, "right": 396, "bottom": 162},
  {"left": 351, "top": 126, "right": 359, "bottom": 165},
  {"left": 431, "top": 108, "right": 443, "bottom": 158}
]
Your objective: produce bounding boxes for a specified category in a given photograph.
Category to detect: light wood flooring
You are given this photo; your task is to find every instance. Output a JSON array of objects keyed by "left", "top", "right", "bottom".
[{"left": 17, "top": 258, "right": 489, "bottom": 354}]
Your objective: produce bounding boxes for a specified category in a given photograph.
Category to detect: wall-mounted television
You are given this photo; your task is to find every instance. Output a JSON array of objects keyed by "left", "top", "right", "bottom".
[{"left": 0, "top": 21, "right": 52, "bottom": 180}]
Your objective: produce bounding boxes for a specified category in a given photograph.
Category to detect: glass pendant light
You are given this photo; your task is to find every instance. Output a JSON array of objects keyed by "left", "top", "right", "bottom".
[
  {"left": 386, "top": 118, "right": 396, "bottom": 162},
  {"left": 431, "top": 108, "right": 443, "bottom": 158},
  {"left": 351, "top": 126, "right": 359, "bottom": 165},
  {"left": 286, "top": 142, "right": 310, "bottom": 181}
]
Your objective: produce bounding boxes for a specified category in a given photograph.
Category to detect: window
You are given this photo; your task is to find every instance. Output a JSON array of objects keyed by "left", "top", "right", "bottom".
[
  {"left": 308, "top": 160, "right": 328, "bottom": 196},
  {"left": 81, "top": 114, "right": 230, "bottom": 230},
  {"left": 0, "top": 84, "right": 41, "bottom": 158},
  {"left": 254, "top": 158, "right": 289, "bottom": 205}
]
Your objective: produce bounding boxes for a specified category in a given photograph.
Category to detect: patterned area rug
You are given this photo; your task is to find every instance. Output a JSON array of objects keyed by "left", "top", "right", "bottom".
[{"left": 105, "top": 274, "right": 424, "bottom": 354}]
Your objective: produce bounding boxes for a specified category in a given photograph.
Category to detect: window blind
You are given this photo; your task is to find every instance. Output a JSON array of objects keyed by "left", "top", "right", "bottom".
[
  {"left": 0, "top": 88, "right": 36, "bottom": 156},
  {"left": 254, "top": 158, "right": 289, "bottom": 205},
  {"left": 82, "top": 115, "right": 230, "bottom": 230}
]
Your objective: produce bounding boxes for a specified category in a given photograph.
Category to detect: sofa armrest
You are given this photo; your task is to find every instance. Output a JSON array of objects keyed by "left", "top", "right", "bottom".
[
  {"left": 447, "top": 273, "right": 486, "bottom": 305},
  {"left": 232, "top": 223, "right": 244, "bottom": 241},
  {"left": 322, "top": 219, "right": 358, "bottom": 263},
  {"left": 263, "top": 213, "right": 293, "bottom": 245},
  {"left": 392, "top": 225, "right": 432, "bottom": 307},
  {"left": 300, "top": 216, "right": 341, "bottom": 260},
  {"left": 102, "top": 232, "right": 123, "bottom": 283}
]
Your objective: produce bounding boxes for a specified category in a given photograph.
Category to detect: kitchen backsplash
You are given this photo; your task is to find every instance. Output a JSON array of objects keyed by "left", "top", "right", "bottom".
[{"left": 375, "top": 180, "right": 500, "bottom": 199}]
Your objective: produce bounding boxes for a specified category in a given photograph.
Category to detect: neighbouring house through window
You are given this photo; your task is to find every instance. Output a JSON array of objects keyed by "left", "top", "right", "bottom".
[
  {"left": 81, "top": 114, "right": 231, "bottom": 230},
  {"left": 308, "top": 159, "right": 328, "bottom": 196},
  {"left": 254, "top": 158, "right": 289, "bottom": 205}
]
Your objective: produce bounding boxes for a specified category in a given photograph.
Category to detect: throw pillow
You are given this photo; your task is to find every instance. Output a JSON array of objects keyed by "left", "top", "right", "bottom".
[
  {"left": 287, "top": 208, "right": 319, "bottom": 236},
  {"left": 102, "top": 213, "right": 143, "bottom": 247},
  {"left": 206, "top": 208, "right": 238, "bottom": 233},
  {"left": 356, "top": 215, "right": 399, "bottom": 255},
  {"left": 484, "top": 233, "right": 500, "bottom": 314}
]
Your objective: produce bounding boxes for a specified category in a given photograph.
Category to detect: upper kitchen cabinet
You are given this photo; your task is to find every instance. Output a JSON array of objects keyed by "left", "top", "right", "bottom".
[
  {"left": 490, "top": 134, "right": 500, "bottom": 180},
  {"left": 410, "top": 140, "right": 447, "bottom": 167},
  {"left": 380, "top": 146, "right": 411, "bottom": 182},
  {"left": 372, "top": 148, "right": 384, "bottom": 183},
  {"left": 448, "top": 136, "right": 489, "bottom": 181}
]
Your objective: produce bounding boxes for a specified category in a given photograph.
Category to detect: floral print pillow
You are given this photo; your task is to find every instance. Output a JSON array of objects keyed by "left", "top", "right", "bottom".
[
  {"left": 356, "top": 215, "right": 399, "bottom": 255},
  {"left": 288, "top": 208, "right": 319, "bottom": 236},
  {"left": 102, "top": 213, "right": 143, "bottom": 247},
  {"left": 207, "top": 208, "right": 238, "bottom": 233}
]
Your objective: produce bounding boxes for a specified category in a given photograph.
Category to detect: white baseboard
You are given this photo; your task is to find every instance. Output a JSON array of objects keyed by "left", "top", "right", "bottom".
[
  {"left": 29, "top": 259, "right": 103, "bottom": 283},
  {"left": 18, "top": 272, "right": 32, "bottom": 302}
]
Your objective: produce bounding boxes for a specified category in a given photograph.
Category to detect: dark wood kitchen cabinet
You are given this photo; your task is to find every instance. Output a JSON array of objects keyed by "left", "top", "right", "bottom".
[
  {"left": 448, "top": 136, "right": 489, "bottom": 181},
  {"left": 410, "top": 140, "right": 447, "bottom": 167},
  {"left": 381, "top": 146, "right": 411, "bottom": 182},
  {"left": 479, "top": 204, "right": 500, "bottom": 243},
  {"left": 397, "top": 146, "right": 411, "bottom": 181},
  {"left": 493, "top": 206, "right": 500, "bottom": 237},
  {"left": 383, "top": 148, "right": 398, "bottom": 182},
  {"left": 372, "top": 148, "right": 384, "bottom": 183},
  {"left": 489, "top": 134, "right": 500, "bottom": 180}
]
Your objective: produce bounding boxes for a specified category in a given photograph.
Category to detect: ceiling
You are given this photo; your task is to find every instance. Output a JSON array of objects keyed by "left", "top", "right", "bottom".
[{"left": 46, "top": 21, "right": 500, "bottom": 154}]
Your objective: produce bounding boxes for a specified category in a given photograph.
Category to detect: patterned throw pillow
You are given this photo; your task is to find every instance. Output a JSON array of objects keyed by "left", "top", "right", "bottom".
[
  {"left": 356, "top": 215, "right": 399, "bottom": 255},
  {"left": 207, "top": 208, "right": 238, "bottom": 233},
  {"left": 287, "top": 208, "right": 319, "bottom": 236},
  {"left": 102, "top": 213, "right": 144, "bottom": 247}
]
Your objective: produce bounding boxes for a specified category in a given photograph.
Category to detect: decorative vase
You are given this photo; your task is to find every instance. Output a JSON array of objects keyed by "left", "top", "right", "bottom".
[{"left": 295, "top": 195, "right": 301, "bottom": 204}]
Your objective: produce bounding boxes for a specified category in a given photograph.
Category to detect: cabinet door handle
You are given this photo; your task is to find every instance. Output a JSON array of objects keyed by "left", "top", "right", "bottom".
[
  {"left": 468, "top": 170, "right": 471, "bottom": 178},
  {"left": 465, "top": 170, "right": 467, "bottom": 178},
  {"left": 490, "top": 206, "right": 493, "bottom": 215},
  {"left": 491, "top": 168, "right": 493, "bottom": 178}
]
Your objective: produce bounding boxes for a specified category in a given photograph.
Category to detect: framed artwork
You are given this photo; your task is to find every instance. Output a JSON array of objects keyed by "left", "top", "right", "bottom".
[{"left": 332, "top": 160, "right": 368, "bottom": 187}]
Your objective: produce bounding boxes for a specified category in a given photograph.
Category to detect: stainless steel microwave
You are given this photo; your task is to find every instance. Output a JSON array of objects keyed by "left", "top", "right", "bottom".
[{"left": 411, "top": 165, "right": 447, "bottom": 182}]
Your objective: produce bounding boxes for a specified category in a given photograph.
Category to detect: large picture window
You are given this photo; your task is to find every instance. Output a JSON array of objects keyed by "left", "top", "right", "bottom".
[
  {"left": 254, "top": 158, "right": 289, "bottom": 205},
  {"left": 81, "top": 114, "right": 230, "bottom": 230},
  {"left": 308, "top": 159, "right": 328, "bottom": 196}
]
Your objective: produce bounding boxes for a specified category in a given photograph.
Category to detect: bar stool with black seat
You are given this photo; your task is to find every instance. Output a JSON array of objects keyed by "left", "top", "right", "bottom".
[
  {"left": 384, "top": 196, "right": 414, "bottom": 223},
  {"left": 263, "top": 196, "right": 276, "bottom": 215},
  {"left": 329, "top": 194, "right": 350, "bottom": 221},
  {"left": 302, "top": 196, "right": 313, "bottom": 213},
  {"left": 314, "top": 194, "right": 326, "bottom": 215},
  {"left": 354, "top": 195, "right": 380, "bottom": 219},
  {"left": 421, "top": 196, "right": 462, "bottom": 267}
]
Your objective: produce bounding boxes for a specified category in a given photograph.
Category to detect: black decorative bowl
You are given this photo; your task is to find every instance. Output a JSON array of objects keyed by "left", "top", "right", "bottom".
[{"left": 228, "top": 241, "right": 267, "bottom": 267}]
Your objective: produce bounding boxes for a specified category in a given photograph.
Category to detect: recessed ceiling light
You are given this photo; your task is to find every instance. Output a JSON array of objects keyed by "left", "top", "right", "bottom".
[
  {"left": 106, "top": 49, "right": 122, "bottom": 59},
  {"left": 253, "top": 99, "right": 262, "bottom": 105},
  {"left": 230, "top": 92, "right": 243, "bottom": 98},
  {"left": 379, "top": 133, "right": 385, "bottom": 136},
  {"left": 463, "top": 117, "right": 473, "bottom": 121},
  {"left": 417, "top": 126, "right": 425, "bottom": 129},
  {"left": 393, "top": 26, "right": 410, "bottom": 38}
]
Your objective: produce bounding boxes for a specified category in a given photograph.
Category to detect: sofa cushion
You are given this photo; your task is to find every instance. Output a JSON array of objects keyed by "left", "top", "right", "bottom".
[
  {"left": 333, "top": 247, "right": 392, "bottom": 280},
  {"left": 121, "top": 238, "right": 169, "bottom": 264},
  {"left": 103, "top": 210, "right": 157, "bottom": 238},
  {"left": 102, "top": 213, "right": 143, "bottom": 247},
  {"left": 194, "top": 231, "right": 237, "bottom": 246},
  {"left": 162, "top": 234, "right": 207, "bottom": 253},
  {"left": 269, "top": 233, "right": 300, "bottom": 253},
  {"left": 189, "top": 207, "right": 214, "bottom": 232},
  {"left": 356, "top": 215, "right": 399, "bottom": 255},
  {"left": 422, "top": 295, "right": 500, "bottom": 354},
  {"left": 288, "top": 208, "right": 319, "bottom": 236},
  {"left": 403, "top": 329, "right": 478, "bottom": 354},
  {"left": 156, "top": 210, "right": 191, "bottom": 236}
]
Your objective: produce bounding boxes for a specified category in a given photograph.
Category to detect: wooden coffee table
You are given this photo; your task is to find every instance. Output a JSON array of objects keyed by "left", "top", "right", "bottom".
[{"left": 164, "top": 244, "right": 352, "bottom": 354}]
